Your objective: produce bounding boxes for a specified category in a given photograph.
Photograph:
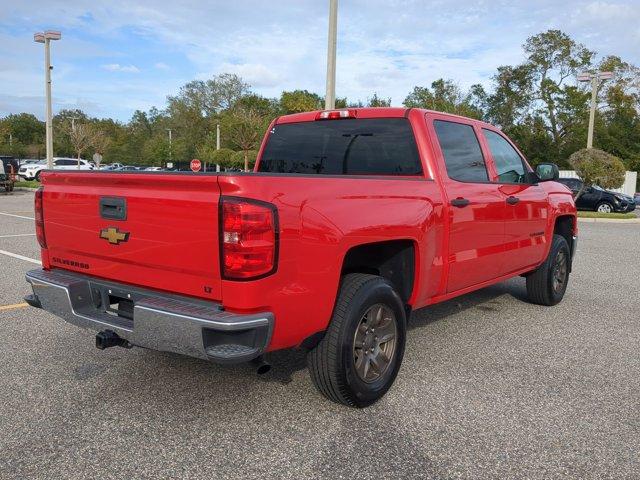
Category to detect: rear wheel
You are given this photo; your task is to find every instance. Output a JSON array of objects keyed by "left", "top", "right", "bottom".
[
  {"left": 596, "top": 202, "right": 613, "bottom": 213},
  {"left": 526, "top": 234, "right": 570, "bottom": 306},
  {"left": 34, "top": 170, "right": 42, "bottom": 182},
  {"left": 307, "top": 273, "right": 406, "bottom": 407}
]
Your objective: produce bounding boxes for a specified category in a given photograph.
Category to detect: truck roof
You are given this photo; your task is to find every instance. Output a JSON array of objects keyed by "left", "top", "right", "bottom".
[{"left": 275, "top": 107, "right": 497, "bottom": 130}]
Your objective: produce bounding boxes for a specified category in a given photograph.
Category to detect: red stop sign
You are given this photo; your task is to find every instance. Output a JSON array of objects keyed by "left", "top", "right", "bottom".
[{"left": 190, "top": 159, "right": 202, "bottom": 172}]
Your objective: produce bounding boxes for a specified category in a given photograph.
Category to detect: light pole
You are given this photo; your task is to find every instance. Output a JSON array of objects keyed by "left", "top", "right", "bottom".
[
  {"left": 577, "top": 71, "right": 613, "bottom": 149},
  {"left": 166, "top": 129, "right": 172, "bottom": 167},
  {"left": 34, "top": 30, "right": 61, "bottom": 169},
  {"left": 324, "top": 0, "right": 338, "bottom": 110},
  {"left": 216, "top": 123, "right": 220, "bottom": 150}
]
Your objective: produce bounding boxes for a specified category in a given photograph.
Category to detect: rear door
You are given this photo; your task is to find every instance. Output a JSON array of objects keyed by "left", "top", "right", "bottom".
[
  {"left": 41, "top": 172, "right": 223, "bottom": 300},
  {"left": 480, "top": 128, "right": 549, "bottom": 274},
  {"left": 428, "top": 115, "right": 506, "bottom": 293}
]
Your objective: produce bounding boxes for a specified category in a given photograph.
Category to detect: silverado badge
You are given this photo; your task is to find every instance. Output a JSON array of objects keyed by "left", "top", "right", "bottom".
[{"left": 99, "top": 227, "right": 130, "bottom": 245}]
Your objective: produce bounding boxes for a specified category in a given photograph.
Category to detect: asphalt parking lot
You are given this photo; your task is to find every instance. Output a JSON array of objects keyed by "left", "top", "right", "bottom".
[{"left": 0, "top": 190, "right": 639, "bottom": 479}]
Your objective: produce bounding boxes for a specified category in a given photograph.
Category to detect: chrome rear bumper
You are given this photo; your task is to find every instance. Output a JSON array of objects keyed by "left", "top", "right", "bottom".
[{"left": 25, "top": 269, "right": 273, "bottom": 364}]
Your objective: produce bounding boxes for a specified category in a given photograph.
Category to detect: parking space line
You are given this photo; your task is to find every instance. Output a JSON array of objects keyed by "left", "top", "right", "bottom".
[
  {"left": 0, "top": 212, "right": 34, "bottom": 220},
  {"left": 0, "top": 303, "right": 28, "bottom": 311},
  {"left": 0, "top": 233, "right": 36, "bottom": 238},
  {"left": 0, "top": 249, "right": 41, "bottom": 265}
]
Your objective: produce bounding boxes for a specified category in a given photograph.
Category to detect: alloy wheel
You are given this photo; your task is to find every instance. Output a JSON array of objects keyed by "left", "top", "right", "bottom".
[{"left": 353, "top": 304, "right": 397, "bottom": 383}]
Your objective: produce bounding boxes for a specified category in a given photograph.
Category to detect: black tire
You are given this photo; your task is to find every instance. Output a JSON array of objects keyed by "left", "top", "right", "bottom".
[
  {"left": 307, "top": 273, "right": 406, "bottom": 408},
  {"left": 34, "top": 171, "right": 42, "bottom": 182},
  {"left": 526, "top": 234, "right": 571, "bottom": 306},
  {"left": 595, "top": 201, "right": 613, "bottom": 213}
]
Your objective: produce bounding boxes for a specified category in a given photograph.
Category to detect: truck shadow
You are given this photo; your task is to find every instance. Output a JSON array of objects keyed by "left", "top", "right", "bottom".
[
  {"left": 408, "top": 278, "right": 527, "bottom": 330},
  {"left": 254, "top": 278, "right": 529, "bottom": 385}
]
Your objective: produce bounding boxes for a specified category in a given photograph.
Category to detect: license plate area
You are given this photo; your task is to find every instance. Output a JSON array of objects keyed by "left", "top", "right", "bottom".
[{"left": 89, "top": 283, "right": 138, "bottom": 324}]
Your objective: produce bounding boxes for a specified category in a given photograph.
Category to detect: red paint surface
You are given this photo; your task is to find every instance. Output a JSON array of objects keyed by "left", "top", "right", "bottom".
[{"left": 38, "top": 108, "right": 577, "bottom": 352}]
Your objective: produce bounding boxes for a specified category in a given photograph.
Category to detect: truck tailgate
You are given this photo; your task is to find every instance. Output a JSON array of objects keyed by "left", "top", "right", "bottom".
[{"left": 41, "top": 172, "right": 222, "bottom": 301}]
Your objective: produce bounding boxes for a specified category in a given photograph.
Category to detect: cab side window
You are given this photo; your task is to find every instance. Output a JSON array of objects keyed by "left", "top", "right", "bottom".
[
  {"left": 482, "top": 129, "right": 527, "bottom": 184},
  {"left": 434, "top": 120, "right": 488, "bottom": 182}
]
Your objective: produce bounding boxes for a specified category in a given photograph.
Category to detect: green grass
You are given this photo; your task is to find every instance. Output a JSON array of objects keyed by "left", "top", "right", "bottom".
[
  {"left": 577, "top": 211, "right": 637, "bottom": 219},
  {"left": 15, "top": 180, "right": 40, "bottom": 188}
]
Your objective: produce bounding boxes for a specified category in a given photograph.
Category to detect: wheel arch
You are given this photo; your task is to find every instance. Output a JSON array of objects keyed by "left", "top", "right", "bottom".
[
  {"left": 340, "top": 239, "right": 416, "bottom": 307},
  {"left": 553, "top": 215, "right": 576, "bottom": 269}
]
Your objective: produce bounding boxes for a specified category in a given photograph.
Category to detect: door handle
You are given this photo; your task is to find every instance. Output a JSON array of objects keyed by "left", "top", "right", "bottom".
[
  {"left": 100, "top": 197, "right": 127, "bottom": 220},
  {"left": 506, "top": 196, "right": 520, "bottom": 205},
  {"left": 451, "top": 197, "right": 470, "bottom": 208}
]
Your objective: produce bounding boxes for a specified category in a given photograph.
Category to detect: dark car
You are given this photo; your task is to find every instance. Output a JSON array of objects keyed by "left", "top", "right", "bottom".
[
  {"left": 1, "top": 155, "right": 19, "bottom": 192},
  {"left": 557, "top": 178, "right": 635, "bottom": 213},
  {"left": 635, "top": 193, "right": 640, "bottom": 208}
]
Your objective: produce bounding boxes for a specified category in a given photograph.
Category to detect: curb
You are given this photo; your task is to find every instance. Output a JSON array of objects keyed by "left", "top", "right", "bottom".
[
  {"left": 578, "top": 217, "right": 640, "bottom": 223},
  {"left": 13, "top": 187, "right": 38, "bottom": 192}
]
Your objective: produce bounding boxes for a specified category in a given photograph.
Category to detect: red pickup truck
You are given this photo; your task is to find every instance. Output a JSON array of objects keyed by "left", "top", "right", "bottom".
[{"left": 25, "top": 108, "right": 577, "bottom": 407}]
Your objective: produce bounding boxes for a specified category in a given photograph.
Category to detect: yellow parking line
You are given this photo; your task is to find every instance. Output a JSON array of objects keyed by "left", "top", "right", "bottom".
[{"left": 0, "top": 303, "right": 29, "bottom": 311}]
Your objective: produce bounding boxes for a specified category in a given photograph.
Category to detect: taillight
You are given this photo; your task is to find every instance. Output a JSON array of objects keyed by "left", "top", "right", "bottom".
[
  {"left": 34, "top": 186, "right": 47, "bottom": 248},
  {"left": 220, "top": 197, "right": 278, "bottom": 280},
  {"left": 315, "top": 109, "right": 357, "bottom": 120}
]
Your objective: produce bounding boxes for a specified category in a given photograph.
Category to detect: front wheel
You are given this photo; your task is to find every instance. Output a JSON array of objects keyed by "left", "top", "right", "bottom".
[
  {"left": 526, "top": 234, "right": 571, "bottom": 306},
  {"left": 34, "top": 171, "right": 42, "bottom": 182},
  {"left": 596, "top": 202, "right": 613, "bottom": 213},
  {"left": 307, "top": 273, "right": 406, "bottom": 407}
]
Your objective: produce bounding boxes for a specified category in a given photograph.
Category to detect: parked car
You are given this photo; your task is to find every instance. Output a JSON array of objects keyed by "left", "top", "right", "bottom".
[
  {"left": 144, "top": 166, "right": 164, "bottom": 171},
  {"left": 100, "top": 162, "right": 122, "bottom": 170},
  {"left": 634, "top": 193, "right": 640, "bottom": 208},
  {"left": 18, "top": 157, "right": 93, "bottom": 181},
  {"left": 20, "top": 159, "right": 42, "bottom": 166},
  {"left": 557, "top": 178, "right": 635, "bottom": 213},
  {"left": 117, "top": 165, "right": 143, "bottom": 171},
  {"left": 0, "top": 155, "right": 19, "bottom": 192},
  {"left": 25, "top": 107, "right": 578, "bottom": 407}
]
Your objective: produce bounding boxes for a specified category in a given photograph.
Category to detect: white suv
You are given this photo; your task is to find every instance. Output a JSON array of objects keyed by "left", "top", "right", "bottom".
[{"left": 18, "top": 157, "right": 94, "bottom": 181}]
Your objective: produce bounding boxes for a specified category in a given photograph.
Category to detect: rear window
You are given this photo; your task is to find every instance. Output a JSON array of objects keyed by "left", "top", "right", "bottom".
[{"left": 258, "top": 118, "right": 423, "bottom": 175}]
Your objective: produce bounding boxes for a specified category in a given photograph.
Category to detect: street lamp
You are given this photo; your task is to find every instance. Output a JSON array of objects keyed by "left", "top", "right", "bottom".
[
  {"left": 324, "top": 0, "right": 338, "bottom": 110},
  {"left": 577, "top": 70, "right": 613, "bottom": 149},
  {"left": 34, "top": 30, "right": 62, "bottom": 169}
]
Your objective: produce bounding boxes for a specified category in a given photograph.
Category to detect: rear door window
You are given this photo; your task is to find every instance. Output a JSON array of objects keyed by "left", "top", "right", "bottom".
[
  {"left": 258, "top": 118, "right": 423, "bottom": 175},
  {"left": 433, "top": 120, "right": 488, "bottom": 182}
]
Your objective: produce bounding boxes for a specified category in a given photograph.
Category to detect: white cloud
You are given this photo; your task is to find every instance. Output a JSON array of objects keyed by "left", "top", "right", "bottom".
[
  {"left": 102, "top": 63, "right": 140, "bottom": 73},
  {"left": 1, "top": 0, "right": 639, "bottom": 120}
]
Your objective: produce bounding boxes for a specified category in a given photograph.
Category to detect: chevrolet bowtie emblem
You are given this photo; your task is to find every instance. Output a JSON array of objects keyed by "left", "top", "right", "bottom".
[{"left": 99, "top": 227, "right": 130, "bottom": 245}]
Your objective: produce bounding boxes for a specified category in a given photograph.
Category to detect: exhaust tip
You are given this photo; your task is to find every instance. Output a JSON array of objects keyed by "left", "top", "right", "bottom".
[{"left": 252, "top": 356, "right": 271, "bottom": 375}]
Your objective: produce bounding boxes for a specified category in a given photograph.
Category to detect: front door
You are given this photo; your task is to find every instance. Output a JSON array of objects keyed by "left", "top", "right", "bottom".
[
  {"left": 480, "top": 128, "right": 549, "bottom": 274},
  {"left": 430, "top": 117, "right": 506, "bottom": 293}
]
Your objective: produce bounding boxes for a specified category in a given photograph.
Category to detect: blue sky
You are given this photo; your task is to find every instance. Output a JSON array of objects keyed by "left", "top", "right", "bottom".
[{"left": 1, "top": 0, "right": 639, "bottom": 122}]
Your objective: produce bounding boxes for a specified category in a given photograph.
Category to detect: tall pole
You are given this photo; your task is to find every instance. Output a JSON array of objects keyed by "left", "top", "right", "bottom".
[
  {"left": 587, "top": 76, "right": 598, "bottom": 149},
  {"left": 167, "top": 128, "right": 172, "bottom": 166},
  {"left": 45, "top": 38, "right": 54, "bottom": 169},
  {"left": 324, "top": 0, "right": 338, "bottom": 110},
  {"left": 216, "top": 123, "right": 220, "bottom": 150}
]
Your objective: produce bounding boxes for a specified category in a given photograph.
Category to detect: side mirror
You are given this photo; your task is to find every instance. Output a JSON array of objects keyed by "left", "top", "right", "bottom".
[{"left": 535, "top": 163, "right": 559, "bottom": 182}]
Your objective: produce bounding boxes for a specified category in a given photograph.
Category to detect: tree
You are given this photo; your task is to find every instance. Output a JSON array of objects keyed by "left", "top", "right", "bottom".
[
  {"left": 569, "top": 148, "right": 626, "bottom": 200},
  {"left": 226, "top": 108, "right": 267, "bottom": 171},
  {"left": 280, "top": 90, "right": 323, "bottom": 113},
  {"left": 230, "top": 150, "right": 258, "bottom": 170},
  {"left": 403, "top": 79, "right": 483, "bottom": 119},
  {"left": 168, "top": 73, "right": 250, "bottom": 117},
  {"left": 91, "top": 129, "right": 111, "bottom": 168},
  {"left": 367, "top": 93, "right": 391, "bottom": 107},
  {"left": 68, "top": 124, "right": 95, "bottom": 164},
  {"left": 211, "top": 148, "right": 236, "bottom": 168},
  {"left": 522, "top": 30, "right": 594, "bottom": 157}
]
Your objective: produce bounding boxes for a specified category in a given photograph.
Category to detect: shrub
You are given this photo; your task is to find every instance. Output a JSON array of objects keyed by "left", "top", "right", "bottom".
[
  {"left": 569, "top": 148, "right": 626, "bottom": 199},
  {"left": 230, "top": 150, "right": 258, "bottom": 171}
]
